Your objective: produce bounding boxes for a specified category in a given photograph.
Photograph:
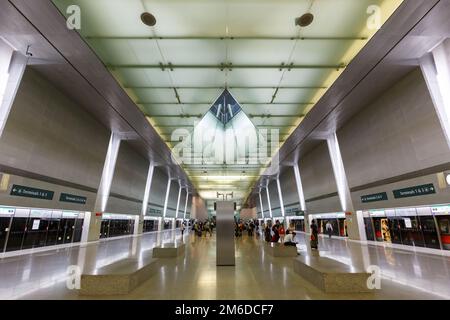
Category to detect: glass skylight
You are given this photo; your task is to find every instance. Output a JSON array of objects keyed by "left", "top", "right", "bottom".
[{"left": 209, "top": 89, "right": 242, "bottom": 125}]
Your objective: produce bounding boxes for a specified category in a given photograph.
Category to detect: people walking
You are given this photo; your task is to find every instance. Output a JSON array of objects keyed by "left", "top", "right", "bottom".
[
  {"left": 264, "top": 223, "right": 271, "bottom": 242},
  {"left": 181, "top": 222, "right": 185, "bottom": 237},
  {"left": 310, "top": 219, "right": 319, "bottom": 250},
  {"left": 271, "top": 221, "right": 280, "bottom": 243},
  {"left": 204, "top": 221, "right": 212, "bottom": 237},
  {"left": 326, "top": 220, "right": 333, "bottom": 238},
  {"left": 279, "top": 223, "right": 286, "bottom": 243}
]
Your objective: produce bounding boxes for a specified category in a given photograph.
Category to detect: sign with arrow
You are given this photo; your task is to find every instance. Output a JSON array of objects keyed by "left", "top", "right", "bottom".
[
  {"left": 10, "top": 184, "right": 54, "bottom": 200},
  {"left": 361, "top": 192, "right": 388, "bottom": 203},
  {"left": 393, "top": 184, "right": 436, "bottom": 199}
]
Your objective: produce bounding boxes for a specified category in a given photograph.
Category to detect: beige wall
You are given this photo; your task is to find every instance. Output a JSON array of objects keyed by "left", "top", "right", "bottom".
[
  {"left": 240, "top": 208, "right": 257, "bottom": 220},
  {"left": 191, "top": 196, "right": 208, "bottom": 221},
  {"left": 277, "top": 68, "right": 450, "bottom": 215}
]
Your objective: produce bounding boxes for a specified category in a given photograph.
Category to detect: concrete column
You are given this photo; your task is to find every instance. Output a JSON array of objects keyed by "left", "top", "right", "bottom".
[
  {"left": 420, "top": 39, "right": 450, "bottom": 149},
  {"left": 0, "top": 45, "right": 28, "bottom": 138},
  {"left": 258, "top": 190, "right": 264, "bottom": 219},
  {"left": 265, "top": 183, "right": 273, "bottom": 219},
  {"left": 175, "top": 182, "right": 182, "bottom": 219},
  {"left": 293, "top": 163, "right": 308, "bottom": 231},
  {"left": 136, "top": 162, "right": 155, "bottom": 234},
  {"left": 326, "top": 133, "right": 362, "bottom": 240},
  {"left": 276, "top": 178, "right": 285, "bottom": 218},
  {"left": 183, "top": 190, "right": 189, "bottom": 220},
  {"left": 157, "top": 217, "right": 163, "bottom": 233},
  {"left": 162, "top": 176, "right": 172, "bottom": 218},
  {"left": 87, "top": 132, "right": 121, "bottom": 242},
  {"left": 133, "top": 215, "right": 140, "bottom": 235}
]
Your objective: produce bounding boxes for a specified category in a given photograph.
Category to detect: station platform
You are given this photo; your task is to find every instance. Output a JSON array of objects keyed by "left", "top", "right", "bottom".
[{"left": 0, "top": 230, "right": 449, "bottom": 300}]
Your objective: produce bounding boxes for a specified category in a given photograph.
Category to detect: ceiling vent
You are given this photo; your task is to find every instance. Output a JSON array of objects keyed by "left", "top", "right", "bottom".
[{"left": 209, "top": 89, "right": 242, "bottom": 125}]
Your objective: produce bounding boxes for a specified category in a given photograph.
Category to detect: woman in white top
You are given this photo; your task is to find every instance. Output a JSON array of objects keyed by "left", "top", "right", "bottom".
[{"left": 284, "top": 230, "right": 297, "bottom": 246}]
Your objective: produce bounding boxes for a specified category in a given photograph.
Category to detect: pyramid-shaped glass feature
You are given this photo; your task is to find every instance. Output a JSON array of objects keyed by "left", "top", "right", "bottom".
[
  {"left": 180, "top": 88, "right": 273, "bottom": 201},
  {"left": 209, "top": 89, "right": 242, "bottom": 125}
]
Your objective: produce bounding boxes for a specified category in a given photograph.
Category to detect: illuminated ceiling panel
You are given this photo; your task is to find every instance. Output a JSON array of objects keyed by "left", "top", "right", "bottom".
[{"left": 52, "top": 0, "right": 404, "bottom": 202}]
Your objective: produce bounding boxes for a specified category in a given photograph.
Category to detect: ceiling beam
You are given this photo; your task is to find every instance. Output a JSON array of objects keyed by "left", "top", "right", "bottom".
[
  {"left": 160, "top": 134, "right": 291, "bottom": 140},
  {"left": 148, "top": 114, "right": 303, "bottom": 118},
  {"left": 164, "top": 139, "right": 287, "bottom": 143},
  {"left": 109, "top": 63, "right": 346, "bottom": 70},
  {"left": 249, "top": 114, "right": 304, "bottom": 118},
  {"left": 154, "top": 124, "right": 297, "bottom": 128},
  {"left": 182, "top": 164, "right": 264, "bottom": 168},
  {"left": 149, "top": 115, "right": 203, "bottom": 118},
  {"left": 87, "top": 36, "right": 367, "bottom": 41},
  {"left": 138, "top": 102, "right": 315, "bottom": 105},
  {"left": 127, "top": 86, "right": 327, "bottom": 90}
]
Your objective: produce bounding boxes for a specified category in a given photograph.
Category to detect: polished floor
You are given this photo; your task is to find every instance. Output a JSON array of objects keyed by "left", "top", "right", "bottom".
[{"left": 0, "top": 229, "right": 449, "bottom": 300}]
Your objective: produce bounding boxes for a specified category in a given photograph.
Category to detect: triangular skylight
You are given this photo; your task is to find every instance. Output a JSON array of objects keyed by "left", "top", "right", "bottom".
[{"left": 209, "top": 89, "right": 242, "bottom": 125}]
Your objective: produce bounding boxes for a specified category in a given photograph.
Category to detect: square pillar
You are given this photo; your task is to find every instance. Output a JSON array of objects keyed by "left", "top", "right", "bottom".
[
  {"left": 183, "top": 190, "right": 189, "bottom": 220},
  {"left": 157, "top": 217, "right": 163, "bottom": 232},
  {"left": 175, "top": 182, "right": 182, "bottom": 219},
  {"left": 133, "top": 215, "right": 141, "bottom": 235},
  {"left": 420, "top": 39, "right": 450, "bottom": 149},
  {"left": 265, "top": 184, "right": 273, "bottom": 219},
  {"left": 258, "top": 190, "right": 264, "bottom": 219},
  {"left": 0, "top": 45, "right": 28, "bottom": 138},
  {"left": 162, "top": 176, "right": 171, "bottom": 219},
  {"left": 293, "top": 163, "right": 308, "bottom": 232},
  {"left": 86, "top": 132, "right": 121, "bottom": 242},
  {"left": 137, "top": 162, "right": 155, "bottom": 234},
  {"left": 327, "top": 133, "right": 363, "bottom": 240}
]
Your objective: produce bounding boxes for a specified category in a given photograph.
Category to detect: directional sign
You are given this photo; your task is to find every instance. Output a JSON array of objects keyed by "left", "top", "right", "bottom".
[
  {"left": 295, "top": 210, "right": 305, "bottom": 217},
  {"left": 10, "top": 184, "right": 54, "bottom": 200},
  {"left": 149, "top": 208, "right": 162, "bottom": 215},
  {"left": 59, "top": 193, "right": 87, "bottom": 204},
  {"left": 393, "top": 184, "right": 436, "bottom": 199},
  {"left": 361, "top": 192, "right": 388, "bottom": 203}
]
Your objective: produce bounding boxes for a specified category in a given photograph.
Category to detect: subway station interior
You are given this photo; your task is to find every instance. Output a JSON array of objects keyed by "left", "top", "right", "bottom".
[{"left": 1, "top": 0, "right": 450, "bottom": 302}]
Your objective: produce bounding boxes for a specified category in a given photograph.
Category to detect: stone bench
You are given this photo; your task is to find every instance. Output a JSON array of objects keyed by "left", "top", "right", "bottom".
[
  {"left": 293, "top": 254, "right": 371, "bottom": 293},
  {"left": 264, "top": 242, "right": 298, "bottom": 257},
  {"left": 152, "top": 242, "right": 185, "bottom": 258},
  {"left": 80, "top": 250, "right": 159, "bottom": 296}
]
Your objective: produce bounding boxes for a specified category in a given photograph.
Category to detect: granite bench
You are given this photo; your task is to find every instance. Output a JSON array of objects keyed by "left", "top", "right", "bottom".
[
  {"left": 152, "top": 242, "right": 186, "bottom": 258},
  {"left": 293, "top": 254, "right": 372, "bottom": 293},
  {"left": 264, "top": 242, "right": 299, "bottom": 257},
  {"left": 80, "top": 250, "right": 159, "bottom": 295}
]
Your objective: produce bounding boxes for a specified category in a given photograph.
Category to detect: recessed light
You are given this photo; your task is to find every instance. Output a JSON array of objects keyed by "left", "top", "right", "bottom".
[
  {"left": 446, "top": 173, "right": 450, "bottom": 186},
  {"left": 141, "top": 12, "right": 156, "bottom": 27},
  {"left": 295, "top": 13, "right": 314, "bottom": 27}
]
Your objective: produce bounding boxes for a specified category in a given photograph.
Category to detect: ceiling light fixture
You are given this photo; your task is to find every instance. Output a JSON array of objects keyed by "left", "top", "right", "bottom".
[
  {"left": 141, "top": 12, "right": 157, "bottom": 27},
  {"left": 295, "top": 13, "right": 314, "bottom": 27}
]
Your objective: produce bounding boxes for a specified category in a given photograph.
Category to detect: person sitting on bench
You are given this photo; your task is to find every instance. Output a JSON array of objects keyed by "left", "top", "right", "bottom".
[{"left": 284, "top": 230, "right": 297, "bottom": 246}]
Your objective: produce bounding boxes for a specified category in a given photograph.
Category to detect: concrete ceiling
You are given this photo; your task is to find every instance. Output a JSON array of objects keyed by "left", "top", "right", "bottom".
[
  {"left": 248, "top": 0, "right": 450, "bottom": 206},
  {"left": 2, "top": 0, "right": 196, "bottom": 193}
]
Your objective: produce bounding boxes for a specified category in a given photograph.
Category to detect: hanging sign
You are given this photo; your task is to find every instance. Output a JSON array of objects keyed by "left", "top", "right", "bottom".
[
  {"left": 393, "top": 184, "right": 436, "bottom": 199},
  {"left": 59, "top": 193, "right": 87, "bottom": 204},
  {"left": 361, "top": 192, "right": 388, "bottom": 203},
  {"left": 10, "top": 185, "right": 54, "bottom": 200}
]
